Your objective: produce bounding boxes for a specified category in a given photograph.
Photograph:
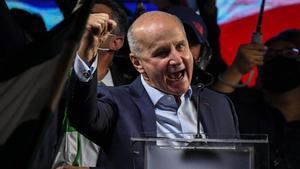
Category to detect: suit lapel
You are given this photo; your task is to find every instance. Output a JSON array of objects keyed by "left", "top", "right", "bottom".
[{"left": 129, "top": 77, "right": 156, "bottom": 136}]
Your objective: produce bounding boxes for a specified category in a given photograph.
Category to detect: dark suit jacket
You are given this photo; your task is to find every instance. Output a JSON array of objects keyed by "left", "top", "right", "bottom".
[{"left": 68, "top": 72, "right": 239, "bottom": 169}]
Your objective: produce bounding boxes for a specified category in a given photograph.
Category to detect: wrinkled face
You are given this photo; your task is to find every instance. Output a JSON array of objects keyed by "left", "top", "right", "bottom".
[{"left": 132, "top": 17, "right": 194, "bottom": 96}]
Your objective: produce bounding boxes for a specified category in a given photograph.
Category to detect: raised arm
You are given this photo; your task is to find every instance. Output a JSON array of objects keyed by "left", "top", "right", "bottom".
[
  {"left": 67, "top": 13, "right": 117, "bottom": 146},
  {"left": 212, "top": 43, "right": 266, "bottom": 93}
]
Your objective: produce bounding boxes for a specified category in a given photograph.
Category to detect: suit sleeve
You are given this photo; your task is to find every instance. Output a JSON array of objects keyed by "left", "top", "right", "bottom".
[{"left": 67, "top": 70, "right": 117, "bottom": 148}]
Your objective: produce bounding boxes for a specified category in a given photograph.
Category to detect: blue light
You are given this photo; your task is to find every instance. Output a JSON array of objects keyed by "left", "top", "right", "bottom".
[{"left": 6, "top": 1, "right": 64, "bottom": 31}]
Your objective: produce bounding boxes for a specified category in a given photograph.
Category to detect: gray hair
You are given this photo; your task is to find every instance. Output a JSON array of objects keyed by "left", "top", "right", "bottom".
[{"left": 127, "top": 25, "right": 143, "bottom": 55}]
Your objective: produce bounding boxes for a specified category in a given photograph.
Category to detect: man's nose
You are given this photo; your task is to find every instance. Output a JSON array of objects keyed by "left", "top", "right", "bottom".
[{"left": 169, "top": 49, "right": 183, "bottom": 65}]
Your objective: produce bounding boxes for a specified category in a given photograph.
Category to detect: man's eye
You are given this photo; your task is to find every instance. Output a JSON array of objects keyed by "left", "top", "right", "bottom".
[
  {"left": 155, "top": 52, "right": 168, "bottom": 58},
  {"left": 153, "top": 49, "right": 170, "bottom": 58},
  {"left": 176, "top": 43, "right": 186, "bottom": 51}
]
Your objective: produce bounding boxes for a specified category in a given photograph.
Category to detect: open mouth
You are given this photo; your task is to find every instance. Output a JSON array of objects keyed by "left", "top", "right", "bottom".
[{"left": 167, "top": 69, "right": 185, "bottom": 81}]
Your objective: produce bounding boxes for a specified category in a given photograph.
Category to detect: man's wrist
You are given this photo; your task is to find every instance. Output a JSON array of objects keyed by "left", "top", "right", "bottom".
[
  {"left": 227, "top": 65, "right": 243, "bottom": 76},
  {"left": 78, "top": 48, "right": 97, "bottom": 66},
  {"left": 216, "top": 66, "right": 243, "bottom": 89},
  {"left": 74, "top": 52, "right": 98, "bottom": 82}
]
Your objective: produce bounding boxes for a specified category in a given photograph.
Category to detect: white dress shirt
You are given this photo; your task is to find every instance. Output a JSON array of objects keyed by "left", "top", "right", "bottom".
[{"left": 141, "top": 76, "right": 205, "bottom": 144}]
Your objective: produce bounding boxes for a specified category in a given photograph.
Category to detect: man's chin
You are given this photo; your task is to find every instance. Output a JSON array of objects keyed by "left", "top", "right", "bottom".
[{"left": 168, "top": 86, "right": 189, "bottom": 96}]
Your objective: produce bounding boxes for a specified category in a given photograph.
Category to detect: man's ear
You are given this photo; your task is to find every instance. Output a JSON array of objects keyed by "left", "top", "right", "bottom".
[
  {"left": 129, "top": 53, "right": 144, "bottom": 74},
  {"left": 111, "top": 36, "right": 124, "bottom": 51}
]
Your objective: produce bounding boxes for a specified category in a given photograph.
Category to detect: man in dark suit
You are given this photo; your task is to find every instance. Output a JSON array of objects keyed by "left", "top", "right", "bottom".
[{"left": 68, "top": 11, "right": 239, "bottom": 169}]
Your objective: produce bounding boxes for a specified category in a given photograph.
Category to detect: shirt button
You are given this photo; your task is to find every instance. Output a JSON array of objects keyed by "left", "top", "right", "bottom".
[{"left": 82, "top": 71, "right": 90, "bottom": 79}]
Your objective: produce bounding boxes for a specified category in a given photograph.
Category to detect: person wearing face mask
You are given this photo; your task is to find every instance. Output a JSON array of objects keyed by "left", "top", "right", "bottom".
[
  {"left": 260, "top": 31, "right": 300, "bottom": 169},
  {"left": 260, "top": 30, "right": 300, "bottom": 96},
  {"left": 213, "top": 29, "right": 300, "bottom": 169}
]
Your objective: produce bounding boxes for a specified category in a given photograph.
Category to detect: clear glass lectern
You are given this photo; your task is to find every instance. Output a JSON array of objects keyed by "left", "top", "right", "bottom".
[{"left": 131, "top": 133, "right": 269, "bottom": 169}]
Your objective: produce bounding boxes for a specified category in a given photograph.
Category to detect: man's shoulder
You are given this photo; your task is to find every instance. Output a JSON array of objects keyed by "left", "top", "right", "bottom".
[
  {"left": 192, "top": 86, "right": 234, "bottom": 109},
  {"left": 97, "top": 77, "right": 140, "bottom": 96},
  {"left": 203, "top": 87, "right": 226, "bottom": 97},
  {"left": 192, "top": 86, "right": 229, "bottom": 99}
]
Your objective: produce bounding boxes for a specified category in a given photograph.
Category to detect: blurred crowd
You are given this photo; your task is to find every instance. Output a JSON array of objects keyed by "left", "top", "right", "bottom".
[{"left": 1, "top": 0, "right": 299, "bottom": 169}]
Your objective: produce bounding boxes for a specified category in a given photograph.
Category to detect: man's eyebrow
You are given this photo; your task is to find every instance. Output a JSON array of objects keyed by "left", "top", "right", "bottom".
[
  {"left": 152, "top": 40, "right": 186, "bottom": 52},
  {"left": 150, "top": 45, "right": 171, "bottom": 56},
  {"left": 177, "top": 40, "right": 187, "bottom": 45}
]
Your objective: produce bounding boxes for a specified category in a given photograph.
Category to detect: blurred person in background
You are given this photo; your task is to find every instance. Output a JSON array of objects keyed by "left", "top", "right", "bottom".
[{"left": 213, "top": 29, "right": 300, "bottom": 169}]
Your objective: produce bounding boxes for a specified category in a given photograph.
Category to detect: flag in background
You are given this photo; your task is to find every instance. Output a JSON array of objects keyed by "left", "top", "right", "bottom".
[{"left": 216, "top": 0, "right": 300, "bottom": 86}]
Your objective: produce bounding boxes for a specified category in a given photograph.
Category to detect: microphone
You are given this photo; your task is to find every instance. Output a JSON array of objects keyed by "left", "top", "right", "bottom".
[{"left": 195, "top": 83, "right": 205, "bottom": 139}]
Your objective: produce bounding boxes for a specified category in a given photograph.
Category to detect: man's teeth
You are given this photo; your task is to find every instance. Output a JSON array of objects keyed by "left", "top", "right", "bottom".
[{"left": 168, "top": 71, "right": 183, "bottom": 80}]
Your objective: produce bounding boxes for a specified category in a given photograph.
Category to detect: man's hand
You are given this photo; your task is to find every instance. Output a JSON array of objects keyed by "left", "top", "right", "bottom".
[
  {"left": 78, "top": 13, "right": 117, "bottom": 66},
  {"left": 212, "top": 43, "right": 266, "bottom": 93},
  {"left": 230, "top": 43, "right": 266, "bottom": 74}
]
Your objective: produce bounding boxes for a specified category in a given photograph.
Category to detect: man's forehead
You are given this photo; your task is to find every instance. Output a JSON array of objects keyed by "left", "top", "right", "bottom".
[
  {"left": 134, "top": 14, "right": 185, "bottom": 41},
  {"left": 132, "top": 11, "right": 182, "bottom": 31},
  {"left": 137, "top": 26, "right": 186, "bottom": 50}
]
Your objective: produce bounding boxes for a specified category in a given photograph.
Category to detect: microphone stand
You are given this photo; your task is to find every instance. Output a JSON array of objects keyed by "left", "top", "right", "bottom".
[
  {"left": 195, "top": 83, "right": 205, "bottom": 139},
  {"left": 192, "top": 67, "right": 214, "bottom": 139}
]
